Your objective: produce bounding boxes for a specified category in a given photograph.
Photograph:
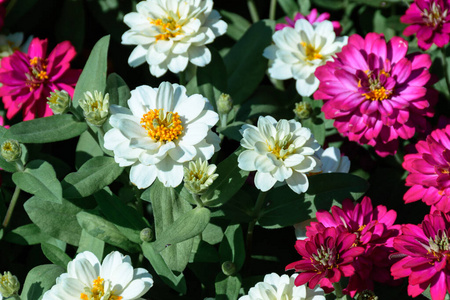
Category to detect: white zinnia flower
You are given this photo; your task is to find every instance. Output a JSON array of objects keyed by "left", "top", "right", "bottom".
[
  {"left": 263, "top": 19, "right": 347, "bottom": 97},
  {"left": 121, "top": 0, "right": 227, "bottom": 77},
  {"left": 104, "top": 81, "right": 220, "bottom": 189},
  {"left": 42, "top": 251, "right": 153, "bottom": 300},
  {"left": 238, "top": 273, "right": 325, "bottom": 300},
  {"left": 238, "top": 116, "right": 321, "bottom": 194},
  {"left": 316, "top": 147, "right": 350, "bottom": 173}
]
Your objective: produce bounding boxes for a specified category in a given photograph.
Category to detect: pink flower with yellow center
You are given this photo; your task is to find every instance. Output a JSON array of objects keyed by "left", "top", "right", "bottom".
[
  {"left": 0, "top": 38, "right": 81, "bottom": 120},
  {"left": 392, "top": 211, "right": 450, "bottom": 300},
  {"left": 275, "top": 9, "right": 342, "bottom": 35},
  {"left": 401, "top": 0, "right": 450, "bottom": 50},
  {"left": 403, "top": 125, "right": 450, "bottom": 212},
  {"left": 314, "top": 33, "right": 437, "bottom": 157}
]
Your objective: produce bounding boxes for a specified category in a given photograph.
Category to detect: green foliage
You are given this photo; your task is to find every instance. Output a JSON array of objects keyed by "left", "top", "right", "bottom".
[
  {"left": 215, "top": 273, "right": 241, "bottom": 300},
  {"left": 41, "top": 243, "right": 71, "bottom": 268},
  {"left": 219, "top": 224, "right": 245, "bottom": 272},
  {"left": 20, "top": 264, "right": 65, "bottom": 300}
]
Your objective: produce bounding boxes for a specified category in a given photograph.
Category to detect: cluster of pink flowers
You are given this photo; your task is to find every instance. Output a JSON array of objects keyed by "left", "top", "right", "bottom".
[{"left": 286, "top": 197, "right": 400, "bottom": 296}]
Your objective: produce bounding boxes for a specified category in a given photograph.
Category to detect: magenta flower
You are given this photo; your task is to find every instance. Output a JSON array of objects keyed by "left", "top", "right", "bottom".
[
  {"left": 314, "top": 33, "right": 437, "bottom": 157},
  {"left": 286, "top": 227, "right": 365, "bottom": 293},
  {"left": 403, "top": 125, "right": 450, "bottom": 212},
  {"left": 400, "top": 0, "right": 450, "bottom": 50},
  {"left": 392, "top": 211, "right": 450, "bottom": 300},
  {"left": 306, "top": 197, "right": 400, "bottom": 296},
  {"left": 0, "top": 38, "right": 81, "bottom": 120},
  {"left": 275, "top": 9, "right": 342, "bottom": 35}
]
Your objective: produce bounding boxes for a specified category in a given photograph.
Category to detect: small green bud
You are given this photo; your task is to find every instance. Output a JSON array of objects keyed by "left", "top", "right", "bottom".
[
  {"left": 140, "top": 227, "right": 154, "bottom": 243},
  {"left": 357, "top": 290, "right": 378, "bottom": 300},
  {"left": 47, "top": 89, "right": 71, "bottom": 115},
  {"left": 0, "top": 271, "right": 20, "bottom": 298},
  {"left": 221, "top": 261, "right": 236, "bottom": 276},
  {"left": 293, "top": 101, "right": 313, "bottom": 120},
  {"left": 217, "top": 93, "right": 233, "bottom": 115},
  {"left": 79, "top": 90, "right": 110, "bottom": 126},
  {"left": 183, "top": 158, "right": 219, "bottom": 195},
  {"left": 1, "top": 139, "right": 21, "bottom": 162}
]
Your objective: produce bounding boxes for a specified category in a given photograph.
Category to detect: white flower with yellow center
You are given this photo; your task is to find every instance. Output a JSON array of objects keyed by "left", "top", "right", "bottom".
[
  {"left": 104, "top": 81, "right": 220, "bottom": 188},
  {"left": 263, "top": 19, "right": 347, "bottom": 97},
  {"left": 42, "top": 251, "right": 153, "bottom": 300},
  {"left": 238, "top": 273, "right": 325, "bottom": 300},
  {"left": 121, "top": 0, "right": 227, "bottom": 77},
  {"left": 238, "top": 116, "right": 321, "bottom": 194}
]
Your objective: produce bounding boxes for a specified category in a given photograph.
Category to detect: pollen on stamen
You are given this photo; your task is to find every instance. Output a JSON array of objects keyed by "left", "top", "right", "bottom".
[{"left": 141, "top": 108, "right": 183, "bottom": 142}]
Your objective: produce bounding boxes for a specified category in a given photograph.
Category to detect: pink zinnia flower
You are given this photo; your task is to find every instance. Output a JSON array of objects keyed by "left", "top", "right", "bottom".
[
  {"left": 306, "top": 197, "right": 400, "bottom": 296},
  {"left": 400, "top": 0, "right": 450, "bottom": 50},
  {"left": 403, "top": 125, "right": 450, "bottom": 212},
  {"left": 0, "top": 38, "right": 81, "bottom": 120},
  {"left": 275, "top": 9, "right": 342, "bottom": 35},
  {"left": 314, "top": 33, "right": 437, "bottom": 157},
  {"left": 286, "top": 227, "right": 364, "bottom": 293},
  {"left": 392, "top": 211, "right": 450, "bottom": 300}
]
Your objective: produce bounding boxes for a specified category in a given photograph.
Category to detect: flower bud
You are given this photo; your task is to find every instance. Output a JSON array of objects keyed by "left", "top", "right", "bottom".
[
  {"left": 79, "top": 90, "right": 110, "bottom": 126},
  {"left": 357, "top": 290, "right": 378, "bottom": 300},
  {"left": 1, "top": 139, "right": 21, "bottom": 162},
  {"left": 47, "top": 89, "right": 71, "bottom": 115},
  {"left": 0, "top": 271, "right": 20, "bottom": 298},
  {"left": 293, "top": 101, "right": 313, "bottom": 120},
  {"left": 140, "top": 227, "right": 154, "bottom": 243},
  {"left": 183, "top": 158, "right": 219, "bottom": 195},
  {"left": 221, "top": 261, "right": 236, "bottom": 276},
  {"left": 217, "top": 93, "right": 233, "bottom": 115}
]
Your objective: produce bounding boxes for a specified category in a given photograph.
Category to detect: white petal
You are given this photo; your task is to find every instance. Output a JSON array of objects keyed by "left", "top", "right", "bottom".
[
  {"left": 156, "top": 159, "right": 184, "bottom": 187},
  {"left": 168, "top": 143, "right": 197, "bottom": 162},
  {"left": 286, "top": 171, "right": 309, "bottom": 194},
  {"left": 189, "top": 46, "right": 211, "bottom": 67},
  {"left": 130, "top": 163, "right": 158, "bottom": 189},
  {"left": 109, "top": 262, "right": 134, "bottom": 292},
  {"left": 156, "top": 82, "right": 174, "bottom": 110},
  {"left": 254, "top": 171, "right": 277, "bottom": 192},
  {"left": 127, "top": 45, "right": 148, "bottom": 67},
  {"left": 237, "top": 150, "right": 258, "bottom": 171},
  {"left": 167, "top": 53, "right": 189, "bottom": 73},
  {"left": 100, "top": 251, "right": 124, "bottom": 279},
  {"left": 119, "top": 278, "right": 153, "bottom": 299},
  {"left": 174, "top": 94, "right": 205, "bottom": 123}
]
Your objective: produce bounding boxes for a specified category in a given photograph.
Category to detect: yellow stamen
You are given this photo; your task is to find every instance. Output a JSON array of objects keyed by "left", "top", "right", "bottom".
[
  {"left": 80, "top": 276, "right": 123, "bottom": 300},
  {"left": 29, "top": 57, "right": 38, "bottom": 66},
  {"left": 362, "top": 87, "right": 391, "bottom": 101},
  {"left": 149, "top": 17, "right": 182, "bottom": 41},
  {"left": 37, "top": 71, "right": 48, "bottom": 80},
  {"left": 301, "top": 42, "right": 323, "bottom": 61},
  {"left": 141, "top": 108, "right": 183, "bottom": 142}
]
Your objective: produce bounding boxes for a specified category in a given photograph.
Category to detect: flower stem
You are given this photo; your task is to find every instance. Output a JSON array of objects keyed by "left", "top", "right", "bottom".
[
  {"left": 269, "top": 0, "right": 277, "bottom": 20},
  {"left": 332, "top": 282, "right": 344, "bottom": 299},
  {"left": 247, "top": 0, "right": 259, "bottom": 23},
  {"left": 245, "top": 191, "right": 268, "bottom": 260},
  {"left": 192, "top": 193, "right": 204, "bottom": 208},
  {"left": 2, "top": 185, "right": 21, "bottom": 229},
  {"left": 441, "top": 47, "right": 450, "bottom": 97}
]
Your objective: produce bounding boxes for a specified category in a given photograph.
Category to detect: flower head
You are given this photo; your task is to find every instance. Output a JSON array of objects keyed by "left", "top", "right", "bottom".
[
  {"left": 122, "top": 0, "right": 227, "bottom": 77},
  {"left": 43, "top": 251, "right": 153, "bottom": 300},
  {"left": 183, "top": 158, "right": 218, "bottom": 195},
  {"left": 238, "top": 116, "right": 321, "bottom": 194},
  {"left": 275, "top": 9, "right": 342, "bottom": 35},
  {"left": 104, "top": 81, "right": 220, "bottom": 189},
  {"left": 79, "top": 90, "right": 110, "bottom": 126},
  {"left": 400, "top": 0, "right": 450, "bottom": 50},
  {"left": 403, "top": 124, "right": 450, "bottom": 212},
  {"left": 391, "top": 211, "right": 450, "bottom": 300},
  {"left": 47, "top": 89, "right": 70, "bottom": 115},
  {"left": 0, "top": 38, "right": 81, "bottom": 120},
  {"left": 0, "top": 271, "right": 20, "bottom": 298},
  {"left": 286, "top": 227, "right": 365, "bottom": 293},
  {"left": 316, "top": 146, "right": 350, "bottom": 173},
  {"left": 314, "top": 33, "right": 437, "bottom": 157},
  {"left": 1, "top": 139, "right": 21, "bottom": 162},
  {"left": 293, "top": 101, "right": 313, "bottom": 120},
  {"left": 238, "top": 273, "right": 325, "bottom": 300},
  {"left": 264, "top": 19, "right": 347, "bottom": 97}
]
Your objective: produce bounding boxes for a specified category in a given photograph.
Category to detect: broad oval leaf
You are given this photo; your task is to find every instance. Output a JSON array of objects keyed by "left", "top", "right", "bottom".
[
  {"left": 20, "top": 264, "right": 65, "bottom": 300},
  {"left": 41, "top": 243, "right": 72, "bottom": 269},
  {"left": 218, "top": 224, "right": 245, "bottom": 272}
]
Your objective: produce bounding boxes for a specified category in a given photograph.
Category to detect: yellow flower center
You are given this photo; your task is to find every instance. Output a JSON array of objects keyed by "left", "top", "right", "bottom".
[
  {"left": 149, "top": 16, "right": 182, "bottom": 41},
  {"left": 301, "top": 42, "right": 323, "bottom": 61},
  {"left": 80, "top": 277, "right": 122, "bottom": 300},
  {"left": 362, "top": 86, "right": 392, "bottom": 101},
  {"left": 2, "top": 142, "right": 12, "bottom": 152},
  {"left": 27, "top": 56, "right": 48, "bottom": 91},
  {"left": 267, "top": 133, "right": 295, "bottom": 160},
  {"left": 140, "top": 108, "right": 184, "bottom": 142}
]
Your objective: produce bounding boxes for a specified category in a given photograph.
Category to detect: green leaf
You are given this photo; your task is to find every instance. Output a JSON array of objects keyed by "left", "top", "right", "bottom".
[
  {"left": 4, "top": 224, "right": 51, "bottom": 245},
  {"left": 77, "top": 229, "right": 105, "bottom": 261},
  {"left": 76, "top": 210, "right": 140, "bottom": 253},
  {"left": 300, "top": 99, "right": 326, "bottom": 146},
  {"left": 72, "top": 35, "right": 110, "bottom": 112},
  {"left": 20, "top": 264, "right": 65, "bottom": 300},
  {"left": 215, "top": 273, "right": 241, "bottom": 300},
  {"left": 219, "top": 224, "right": 245, "bottom": 272},
  {"left": 55, "top": 0, "right": 85, "bottom": 52},
  {"left": 217, "top": 121, "right": 248, "bottom": 142},
  {"left": 12, "top": 160, "right": 62, "bottom": 204},
  {"left": 224, "top": 20, "right": 274, "bottom": 105},
  {"left": 141, "top": 242, "right": 187, "bottom": 294},
  {"left": 24, "top": 197, "right": 83, "bottom": 246},
  {"left": 202, "top": 148, "right": 249, "bottom": 207},
  {"left": 220, "top": 10, "right": 251, "bottom": 41},
  {"left": 41, "top": 243, "right": 72, "bottom": 268},
  {"left": 190, "top": 239, "right": 220, "bottom": 263},
  {"left": 202, "top": 222, "right": 224, "bottom": 245},
  {"left": 236, "top": 86, "right": 285, "bottom": 121},
  {"left": 62, "top": 156, "right": 123, "bottom": 198},
  {"left": 277, "top": 0, "right": 299, "bottom": 17},
  {"left": 5, "top": 115, "right": 87, "bottom": 143},
  {"left": 94, "top": 189, "right": 147, "bottom": 244},
  {"left": 75, "top": 131, "right": 104, "bottom": 169},
  {"left": 106, "top": 73, "right": 131, "bottom": 108}
]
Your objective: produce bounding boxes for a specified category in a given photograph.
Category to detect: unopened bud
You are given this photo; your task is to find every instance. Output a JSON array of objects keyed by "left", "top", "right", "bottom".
[
  {"left": 217, "top": 93, "right": 233, "bottom": 115},
  {"left": 1, "top": 139, "right": 21, "bottom": 162},
  {"left": 47, "top": 90, "right": 71, "bottom": 115},
  {"left": 79, "top": 90, "right": 110, "bottom": 126},
  {"left": 221, "top": 261, "right": 236, "bottom": 276},
  {"left": 293, "top": 101, "right": 313, "bottom": 120},
  {"left": 0, "top": 271, "right": 20, "bottom": 298},
  {"left": 140, "top": 227, "right": 154, "bottom": 243},
  {"left": 183, "top": 158, "right": 219, "bottom": 195},
  {"left": 357, "top": 290, "right": 378, "bottom": 300}
]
